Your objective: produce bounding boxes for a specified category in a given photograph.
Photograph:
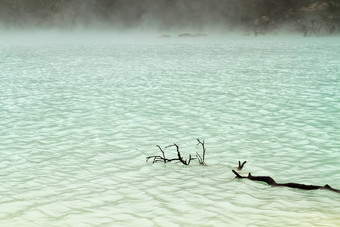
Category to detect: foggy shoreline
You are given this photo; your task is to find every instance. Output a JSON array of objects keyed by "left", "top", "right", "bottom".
[{"left": 1, "top": 0, "right": 339, "bottom": 37}]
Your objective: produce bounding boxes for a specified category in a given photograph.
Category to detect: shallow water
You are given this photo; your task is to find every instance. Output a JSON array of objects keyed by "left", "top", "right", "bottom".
[{"left": 0, "top": 34, "right": 339, "bottom": 226}]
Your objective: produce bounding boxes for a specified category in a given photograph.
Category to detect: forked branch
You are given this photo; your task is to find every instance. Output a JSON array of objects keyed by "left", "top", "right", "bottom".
[
  {"left": 237, "top": 161, "right": 247, "bottom": 170},
  {"left": 196, "top": 139, "right": 207, "bottom": 165},
  {"left": 157, "top": 145, "right": 166, "bottom": 163},
  {"left": 166, "top": 143, "right": 195, "bottom": 165}
]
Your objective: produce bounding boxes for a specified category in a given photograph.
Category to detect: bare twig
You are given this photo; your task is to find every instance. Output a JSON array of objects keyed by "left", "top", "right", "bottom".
[
  {"left": 156, "top": 145, "right": 166, "bottom": 163},
  {"left": 196, "top": 139, "right": 207, "bottom": 165},
  {"left": 196, "top": 152, "right": 203, "bottom": 164},
  {"left": 187, "top": 154, "right": 192, "bottom": 165},
  {"left": 146, "top": 145, "right": 180, "bottom": 163},
  {"left": 166, "top": 143, "right": 189, "bottom": 165},
  {"left": 147, "top": 140, "right": 201, "bottom": 165},
  {"left": 146, "top": 155, "right": 162, "bottom": 162}
]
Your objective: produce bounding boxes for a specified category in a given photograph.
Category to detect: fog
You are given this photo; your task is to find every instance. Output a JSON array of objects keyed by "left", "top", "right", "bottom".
[
  {"left": 0, "top": 0, "right": 339, "bottom": 36},
  {"left": 0, "top": 0, "right": 255, "bottom": 32}
]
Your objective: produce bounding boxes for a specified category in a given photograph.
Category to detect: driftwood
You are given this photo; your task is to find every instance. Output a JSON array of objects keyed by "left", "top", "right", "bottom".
[
  {"left": 146, "top": 139, "right": 206, "bottom": 165},
  {"left": 147, "top": 141, "right": 339, "bottom": 194},
  {"left": 146, "top": 144, "right": 196, "bottom": 165},
  {"left": 232, "top": 170, "right": 340, "bottom": 194}
]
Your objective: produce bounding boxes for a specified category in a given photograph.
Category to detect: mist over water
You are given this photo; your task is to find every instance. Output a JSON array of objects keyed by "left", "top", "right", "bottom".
[
  {"left": 1, "top": 0, "right": 340, "bottom": 36},
  {"left": 2, "top": 0, "right": 253, "bottom": 30}
]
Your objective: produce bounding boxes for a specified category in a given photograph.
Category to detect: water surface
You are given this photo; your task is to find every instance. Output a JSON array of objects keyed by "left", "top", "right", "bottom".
[{"left": 0, "top": 34, "right": 339, "bottom": 226}]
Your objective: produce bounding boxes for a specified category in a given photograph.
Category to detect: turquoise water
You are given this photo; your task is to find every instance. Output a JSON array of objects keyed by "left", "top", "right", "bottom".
[{"left": 0, "top": 33, "right": 339, "bottom": 226}]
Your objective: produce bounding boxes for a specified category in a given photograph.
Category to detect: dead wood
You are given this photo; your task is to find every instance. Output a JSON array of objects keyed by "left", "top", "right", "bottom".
[
  {"left": 196, "top": 139, "right": 207, "bottom": 165},
  {"left": 166, "top": 143, "right": 195, "bottom": 165},
  {"left": 232, "top": 170, "right": 340, "bottom": 194},
  {"left": 237, "top": 161, "right": 247, "bottom": 170}
]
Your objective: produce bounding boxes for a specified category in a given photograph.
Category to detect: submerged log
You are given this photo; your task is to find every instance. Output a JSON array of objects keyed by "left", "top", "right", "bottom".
[{"left": 232, "top": 170, "right": 340, "bottom": 194}]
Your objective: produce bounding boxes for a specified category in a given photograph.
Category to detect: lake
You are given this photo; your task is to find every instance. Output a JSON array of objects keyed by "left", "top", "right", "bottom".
[{"left": 0, "top": 32, "right": 339, "bottom": 226}]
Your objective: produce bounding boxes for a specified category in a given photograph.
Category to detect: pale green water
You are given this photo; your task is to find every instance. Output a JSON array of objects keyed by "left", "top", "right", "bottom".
[{"left": 0, "top": 34, "right": 339, "bottom": 226}]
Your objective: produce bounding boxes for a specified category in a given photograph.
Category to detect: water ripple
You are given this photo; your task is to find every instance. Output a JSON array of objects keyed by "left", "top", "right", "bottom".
[{"left": 0, "top": 36, "right": 339, "bottom": 226}]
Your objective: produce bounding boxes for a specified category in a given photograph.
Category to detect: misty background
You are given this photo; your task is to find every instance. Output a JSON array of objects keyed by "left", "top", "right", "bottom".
[{"left": 0, "top": 0, "right": 339, "bottom": 34}]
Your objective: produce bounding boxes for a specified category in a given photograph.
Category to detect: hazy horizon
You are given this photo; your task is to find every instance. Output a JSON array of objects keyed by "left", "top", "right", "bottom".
[{"left": 1, "top": 0, "right": 339, "bottom": 35}]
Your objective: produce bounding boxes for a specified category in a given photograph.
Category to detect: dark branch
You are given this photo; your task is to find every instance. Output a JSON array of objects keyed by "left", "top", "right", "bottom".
[
  {"left": 232, "top": 171, "right": 340, "bottom": 194},
  {"left": 187, "top": 154, "right": 192, "bottom": 165},
  {"left": 156, "top": 145, "right": 166, "bottom": 163},
  {"left": 147, "top": 140, "right": 201, "bottom": 166},
  {"left": 146, "top": 145, "right": 180, "bottom": 163},
  {"left": 166, "top": 143, "right": 189, "bottom": 165},
  {"left": 232, "top": 170, "right": 246, "bottom": 178},
  {"left": 237, "top": 161, "right": 247, "bottom": 170}
]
